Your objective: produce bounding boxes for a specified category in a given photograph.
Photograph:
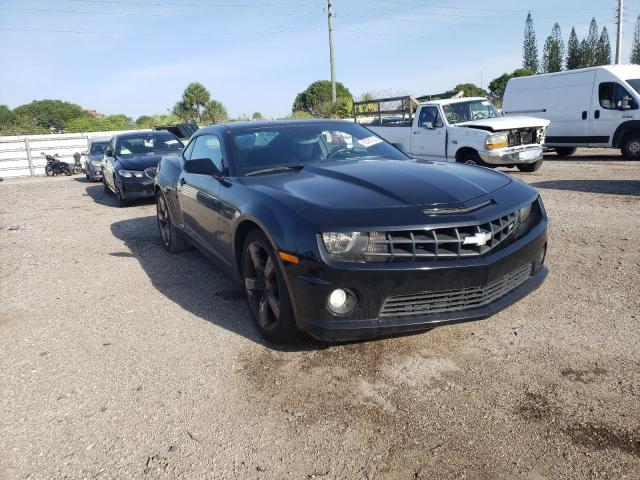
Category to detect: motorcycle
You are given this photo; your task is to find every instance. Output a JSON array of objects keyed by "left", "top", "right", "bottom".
[
  {"left": 72, "top": 152, "right": 84, "bottom": 175},
  {"left": 41, "top": 152, "right": 72, "bottom": 176}
]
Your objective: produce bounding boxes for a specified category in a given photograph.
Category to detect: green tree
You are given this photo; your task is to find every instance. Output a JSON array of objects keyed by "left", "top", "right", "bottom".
[
  {"left": 523, "top": 12, "right": 539, "bottom": 73},
  {"left": 172, "top": 100, "right": 193, "bottom": 122},
  {"left": 595, "top": 27, "right": 612, "bottom": 65},
  {"left": 13, "top": 99, "right": 86, "bottom": 131},
  {"left": 251, "top": 112, "right": 264, "bottom": 120},
  {"left": 0, "top": 105, "right": 23, "bottom": 135},
  {"left": 203, "top": 100, "right": 228, "bottom": 124},
  {"left": 542, "top": 23, "right": 564, "bottom": 73},
  {"left": 488, "top": 68, "right": 535, "bottom": 103},
  {"left": 65, "top": 114, "right": 133, "bottom": 133},
  {"left": 582, "top": 18, "right": 599, "bottom": 67},
  {"left": 135, "top": 115, "right": 154, "bottom": 128},
  {"left": 566, "top": 27, "right": 582, "bottom": 70},
  {"left": 632, "top": 16, "right": 640, "bottom": 64},
  {"left": 181, "top": 82, "right": 210, "bottom": 122},
  {"left": 292, "top": 80, "right": 353, "bottom": 118},
  {"left": 452, "top": 83, "right": 487, "bottom": 98}
]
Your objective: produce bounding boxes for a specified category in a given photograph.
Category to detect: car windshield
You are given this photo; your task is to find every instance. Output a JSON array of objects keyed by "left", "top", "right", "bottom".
[
  {"left": 625, "top": 78, "right": 640, "bottom": 95},
  {"left": 89, "top": 142, "right": 108, "bottom": 155},
  {"left": 116, "top": 133, "right": 183, "bottom": 156},
  {"left": 229, "top": 122, "right": 409, "bottom": 176},
  {"left": 442, "top": 100, "right": 501, "bottom": 124}
]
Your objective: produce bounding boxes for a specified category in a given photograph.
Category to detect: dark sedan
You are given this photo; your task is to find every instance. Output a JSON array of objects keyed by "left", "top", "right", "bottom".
[
  {"left": 102, "top": 131, "right": 183, "bottom": 206},
  {"left": 84, "top": 137, "right": 110, "bottom": 181},
  {"left": 154, "top": 120, "right": 548, "bottom": 343}
]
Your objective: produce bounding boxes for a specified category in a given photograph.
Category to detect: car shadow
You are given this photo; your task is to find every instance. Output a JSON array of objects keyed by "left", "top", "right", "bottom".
[
  {"left": 543, "top": 152, "right": 640, "bottom": 162},
  {"left": 530, "top": 179, "right": 640, "bottom": 196},
  {"left": 109, "top": 215, "right": 330, "bottom": 352}
]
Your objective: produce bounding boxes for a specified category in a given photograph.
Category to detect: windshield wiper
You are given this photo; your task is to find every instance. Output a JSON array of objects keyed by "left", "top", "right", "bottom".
[{"left": 245, "top": 165, "right": 305, "bottom": 176}]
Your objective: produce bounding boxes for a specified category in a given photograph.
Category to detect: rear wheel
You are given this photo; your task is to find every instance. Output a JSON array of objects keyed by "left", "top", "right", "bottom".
[
  {"left": 517, "top": 159, "right": 543, "bottom": 172},
  {"left": 621, "top": 136, "right": 640, "bottom": 159},
  {"left": 242, "top": 230, "right": 297, "bottom": 343},
  {"left": 555, "top": 147, "right": 576, "bottom": 157},
  {"left": 156, "top": 191, "right": 191, "bottom": 253}
]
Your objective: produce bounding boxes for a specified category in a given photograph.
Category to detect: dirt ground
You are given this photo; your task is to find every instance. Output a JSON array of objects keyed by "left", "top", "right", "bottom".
[{"left": 0, "top": 150, "right": 639, "bottom": 479}]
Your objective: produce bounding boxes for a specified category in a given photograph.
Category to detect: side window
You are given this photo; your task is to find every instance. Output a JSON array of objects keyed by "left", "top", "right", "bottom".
[
  {"left": 599, "top": 82, "right": 637, "bottom": 110},
  {"left": 182, "top": 139, "right": 196, "bottom": 161},
  {"left": 190, "top": 134, "right": 224, "bottom": 171},
  {"left": 418, "top": 106, "right": 441, "bottom": 127}
]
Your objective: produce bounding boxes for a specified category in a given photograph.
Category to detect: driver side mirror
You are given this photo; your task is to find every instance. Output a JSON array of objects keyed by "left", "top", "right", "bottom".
[
  {"left": 620, "top": 96, "right": 632, "bottom": 110},
  {"left": 422, "top": 121, "right": 436, "bottom": 130},
  {"left": 184, "top": 158, "right": 222, "bottom": 179},
  {"left": 105, "top": 148, "right": 113, "bottom": 157}
]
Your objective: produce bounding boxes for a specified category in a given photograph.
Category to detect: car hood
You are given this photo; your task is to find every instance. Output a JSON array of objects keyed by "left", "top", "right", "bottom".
[
  {"left": 246, "top": 159, "right": 511, "bottom": 209},
  {"left": 116, "top": 154, "right": 166, "bottom": 170},
  {"left": 88, "top": 154, "right": 103, "bottom": 161},
  {"left": 457, "top": 115, "right": 550, "bottom": 131}
]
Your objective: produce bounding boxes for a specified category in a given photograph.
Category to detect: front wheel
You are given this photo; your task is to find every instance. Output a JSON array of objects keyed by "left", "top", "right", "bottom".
[
  {"left": 242, "top": 230, "right": 297, "bottom": 343},
  {"left": 45, "top": 166, "right": 53, "bottom": 176},
  {"left": 517, "top": 159, "right": 543, "bottom": 172},
  {"left": 621, "top": 136, "right": 640, "bottom": 159},
  {"left": 458, "top": 151, "right": 485, "bottom": 167},
  {"left": 555, "top": 147, "right": 577, "bottom": 157},
  {"left": 103, "top": 175, "right": 111, "bottom": 193}
]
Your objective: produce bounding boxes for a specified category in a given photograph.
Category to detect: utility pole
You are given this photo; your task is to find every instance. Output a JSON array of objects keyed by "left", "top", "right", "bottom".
[
  {"left": 616, "top": 0, "right": 624, "bottom": 64},
  {"left": 327, "top": 0, "right": 336, "bottom": 103}
]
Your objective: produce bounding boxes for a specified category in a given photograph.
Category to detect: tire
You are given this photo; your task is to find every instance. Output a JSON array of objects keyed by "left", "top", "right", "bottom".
[
  {"left": 242, "top": 229, "right": 298, "bottom": 343},
  {"left": 113, "top": 180, "right": 128, "bottom": 207},
  {"left": 86, "top": 169, "right": 91, "bottom": 180},
  {"left": 103, "top": 175, "right": 111, "bottom": 193},
  {"left": 621, "top": 136, "right": 640, "bottom": 159},
  {"left": 458, "top": 151, "right": 484, "bottom": 167},
  {"left": 156, "top": 192, "right": 191, "bottom": 253},
  {"left": 45, "top": 166, "right": 53, "bottom": 176},
  {"left": 517, "top": 159, "right": 543, "bottom": 172},
  {"left": 555, "top": 147, "right": 577, "bottom": 157},
  {"left": 64, "top": 166, "right": 72, "bottom": 176}
]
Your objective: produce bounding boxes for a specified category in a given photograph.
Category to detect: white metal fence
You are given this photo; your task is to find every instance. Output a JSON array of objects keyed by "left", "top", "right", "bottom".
[{"left": 0, "top": 129, "right": 151, "bottom": 178}]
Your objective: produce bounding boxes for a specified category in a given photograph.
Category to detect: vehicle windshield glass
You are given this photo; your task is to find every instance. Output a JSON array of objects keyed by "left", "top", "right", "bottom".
[
  {"left": 442, "top": 100, "right": 501, "bottom": 124},
  {"left": 89, "top": 142, "right": 108, "bottom": 155},
  {"left": 229, "top": 122, "right": 409, "bottom": 176},
  {"left": 625, "top": 78, "right": 640, "bottom": 95},
  {"left": 116, "top": 134, "right": 183, "bottom": 156}
]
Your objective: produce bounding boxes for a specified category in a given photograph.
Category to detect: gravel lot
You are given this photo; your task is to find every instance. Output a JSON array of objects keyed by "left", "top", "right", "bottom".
[{"left": 1, "top": 150, "right": 639, "bottom": 479}]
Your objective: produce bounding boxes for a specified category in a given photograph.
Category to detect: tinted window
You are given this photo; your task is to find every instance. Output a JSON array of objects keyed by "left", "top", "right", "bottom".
[
  {"left": 418, "top": 106, "right": 441, "bottom": 127},
  {"left": 599, "top": 82, "right": 637, "bottom": 110},
  {"left": 442, "top": 100, "right": 500, "bottom": 124},
  {"left": 228, "top": 122, "right": 409, "bottom": 176},
  {"left": 190, "top": 134, "right": 223, "bottom": 170},
  {"left": 116, "top": 133, "right": 183, "bottom": 156},
  {"left": 626, "top": 78, "right": 640, "bottom": 95},
  {"left": 89, "top": 142, "right": 108, "bottom": 155}
]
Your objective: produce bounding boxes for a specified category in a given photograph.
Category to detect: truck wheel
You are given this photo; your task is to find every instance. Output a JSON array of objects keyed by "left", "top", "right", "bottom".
[
  {"left": 459, "top": 151, "right": 483, "bottom": 166},
  {"left": 555, "top": 147, "right": 576, "bottom": 157},
  {"left": 517, "top": 160, "right": 543, "bottom": 172},
  {"left": 621, "top": 136, "right": 640, "bottom": 159}
]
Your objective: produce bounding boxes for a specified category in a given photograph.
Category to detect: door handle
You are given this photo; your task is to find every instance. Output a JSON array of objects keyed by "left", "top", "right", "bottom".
[
  {"left": 594, "top": 110, "right": 600, "bottom": 119},
  {"left": 582, "top": 111, "right": 588, "bottom": 120}
]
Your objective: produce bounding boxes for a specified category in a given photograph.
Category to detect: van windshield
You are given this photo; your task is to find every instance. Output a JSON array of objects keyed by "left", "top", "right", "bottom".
[{"left": 626, "top": 79, "right": 640, "bottom": 95}]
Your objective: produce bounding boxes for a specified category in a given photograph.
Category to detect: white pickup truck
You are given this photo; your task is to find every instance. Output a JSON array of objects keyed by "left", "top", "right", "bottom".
[{"left": 354, "top": 95, "right": 550, "bottom": 172}]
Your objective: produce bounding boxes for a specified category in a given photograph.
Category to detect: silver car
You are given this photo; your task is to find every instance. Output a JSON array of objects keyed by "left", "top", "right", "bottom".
[{"left": 84, "top": 137, "right": 111, "bottom": 181}]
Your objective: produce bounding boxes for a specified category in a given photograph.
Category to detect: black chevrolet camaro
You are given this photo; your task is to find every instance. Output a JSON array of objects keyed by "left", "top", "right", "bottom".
[{"left": 154, "top": 120, "right": 548, "bottom": 342}]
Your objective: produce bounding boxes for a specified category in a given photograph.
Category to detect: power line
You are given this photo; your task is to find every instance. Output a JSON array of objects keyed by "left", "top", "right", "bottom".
[
  {"left": 362, "top": 0, "right": 612, "bottom": 14},
  {"left": 65, "top": 0, "right": 319, "bottom": 7},
  {"left": 0, "top": 27, "right": 323, "bottom": 36}
]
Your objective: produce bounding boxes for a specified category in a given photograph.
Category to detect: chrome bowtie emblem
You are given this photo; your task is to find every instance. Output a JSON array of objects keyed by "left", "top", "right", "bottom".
[{"left": 463, "top": 231, "right": 492, "bottom": 246}]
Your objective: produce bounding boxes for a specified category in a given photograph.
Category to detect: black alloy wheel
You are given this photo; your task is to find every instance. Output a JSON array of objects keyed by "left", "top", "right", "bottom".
[
  {"left": 113, "top": 179, "right": 128, "bottom": 207},
  {"left": 242, "top": 230, "right": 297, "bottom": 343},
  {"left": 156, "top": 192, "right": 190, "bottom": 253}
]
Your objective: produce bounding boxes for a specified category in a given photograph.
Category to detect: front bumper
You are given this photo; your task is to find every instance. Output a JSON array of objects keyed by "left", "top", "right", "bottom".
[
  {"left": 479, "top": 145, "right": 543, "bottom": 165},
  {"left": 118, "top": 175, "right": 155, "bottom": 199},
  {"left": 88, "top": 164, "right": 103, "bottom": 179},
  {"left": 284, "top": 221, "right": 547, "bottom": 341}
]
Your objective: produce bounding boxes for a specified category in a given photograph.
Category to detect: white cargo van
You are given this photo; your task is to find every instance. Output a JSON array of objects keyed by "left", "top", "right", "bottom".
[{"left": 503, "top": 65, "right": 640, "bottom": 158}]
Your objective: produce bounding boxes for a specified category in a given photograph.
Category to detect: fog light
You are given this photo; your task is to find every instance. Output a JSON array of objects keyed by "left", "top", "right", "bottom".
[{"left": 327, "top": 288, "right": 356, "bottom": 315}]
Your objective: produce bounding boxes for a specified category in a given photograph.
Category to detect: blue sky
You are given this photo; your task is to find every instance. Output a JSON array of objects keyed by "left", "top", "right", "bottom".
[{"left": 0, "top": 0, "right": 636, "bottom": 119}]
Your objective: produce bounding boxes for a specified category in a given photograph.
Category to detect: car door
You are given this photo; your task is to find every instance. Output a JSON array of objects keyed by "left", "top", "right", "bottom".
[
  {"left": 103, "top": 138, "right": 118, "bottom": 190},
  {"left": 590, "top": 76, "right": 638, "bottom": 147},
  {"left": 176, "top": 133, "right": 225, "bottom": 257},
  {"left": 409, "top": 106, "right": 447, "bottom": 160}
]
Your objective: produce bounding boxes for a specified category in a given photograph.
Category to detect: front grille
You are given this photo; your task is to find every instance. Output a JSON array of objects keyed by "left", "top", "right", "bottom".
[
  {"left": 379, "top": 263, "right": 532, "bottom": 317},
  {"left": 364, "top": 210, "right": 521, "bottom": 263},
  {"left": 508, "top": 128, "right": 537, "bottom": 147}
]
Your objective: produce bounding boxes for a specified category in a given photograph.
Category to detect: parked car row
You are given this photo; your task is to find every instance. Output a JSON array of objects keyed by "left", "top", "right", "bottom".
[{"left": 82, "top": 119, "right": 548, "bottom": 344}]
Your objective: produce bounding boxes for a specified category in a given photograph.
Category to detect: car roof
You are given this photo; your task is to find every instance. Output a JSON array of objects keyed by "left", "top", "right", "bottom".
[
  {"left": 420, "top": 97, "right": 488, "bottom": 106},
  {"left": 197, "top": 119, "right": 353, "bottom": 134},
  {"left": 113, "top": 131, "right": 178, "bottom": 140}
]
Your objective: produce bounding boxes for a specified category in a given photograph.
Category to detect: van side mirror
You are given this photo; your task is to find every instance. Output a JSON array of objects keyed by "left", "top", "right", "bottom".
[
  {"left": 620, "top": 96, "right": 632, "bottom": 110},
  {"left": 184, "top": 158, "right": 222, "bottom": 178},
  {"left": 422, "top": 121, "right": 436, "bottom": 130}
]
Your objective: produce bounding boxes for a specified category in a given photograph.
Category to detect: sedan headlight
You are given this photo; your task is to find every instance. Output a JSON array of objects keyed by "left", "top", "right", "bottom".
[
  {"left": 322, "top": 232, "right": 369, "bottom": 261},
  {"left": 518, "top": 203, "right": 532, "bottom": 223},
  {"left": 485, "top": 133, "right": 508, "bottom": 150},
  {"left": 118, "top": 170, "right": 144, "bottom": 178},
  {"left": 91, "top": 160, "right": 102, "bottom": 166}
]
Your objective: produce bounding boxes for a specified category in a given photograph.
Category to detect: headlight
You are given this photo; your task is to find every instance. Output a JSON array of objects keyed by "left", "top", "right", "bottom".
[
  {"left": 322, "top": 232, "right": 369, "bottom": 261},
  {"left": 118, "top": 170, "right": 144, "bottom": 178},
  {"left": 519, "top": 203, "right": 532, "bottom": 223},
  {"left": 91, "top": 160, "right": 102, "bottom": 166},
  {"left": 485, "top": 133, "right": 508, "bottom": 150}
]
